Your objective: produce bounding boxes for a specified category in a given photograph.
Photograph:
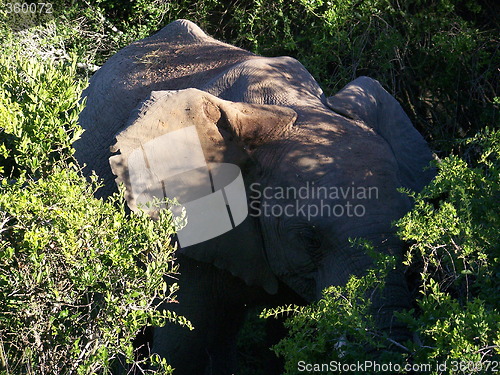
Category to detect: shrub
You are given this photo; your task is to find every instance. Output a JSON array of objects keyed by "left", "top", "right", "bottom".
[
  {"left": 264, "top": 130, "right": 499, "bottom": 374},
  {"left": 0, "top": 53, "right": 188, "bottom": 374},
  {"left": 261, "top": 254, "right": 409, "bottom": 375},
  {"left": 0, "top": 171, "right": 188, "bottom": 374},
  {"left": 0, "top": 54, "right": 84, "bottom": 178},
  {"left": 396, "top": 128, "right": 500, "bottom": 371}
]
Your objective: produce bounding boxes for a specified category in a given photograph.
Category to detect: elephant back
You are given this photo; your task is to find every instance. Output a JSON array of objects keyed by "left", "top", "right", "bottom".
[{"left": 74, "top": 20, "right": 255, "bottom": 196}]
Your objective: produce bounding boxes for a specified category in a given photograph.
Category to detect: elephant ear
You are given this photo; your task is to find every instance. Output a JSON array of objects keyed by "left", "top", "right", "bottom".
[
  {"left": 326, "top": 76, "right": 434, "bottom": 192},
  {"left": 109, "top": 88, "right": 297, "bottom": 294}
]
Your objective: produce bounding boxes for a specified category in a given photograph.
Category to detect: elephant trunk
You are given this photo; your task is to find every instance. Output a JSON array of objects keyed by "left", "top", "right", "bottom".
[
  {"left": 369, "top": 267, "right": 411, "bottom": 344},
  {"left": 317, "top": 234, "right": 411, "bottom": 345}
]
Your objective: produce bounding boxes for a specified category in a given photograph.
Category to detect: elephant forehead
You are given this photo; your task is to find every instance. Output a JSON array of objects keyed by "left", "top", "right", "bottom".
[
  {"left": 256, "top": 128, "right": 398, "bottom": 186},
  {"left": 205, "top": 56, "right": 324, "bottom": 106}
]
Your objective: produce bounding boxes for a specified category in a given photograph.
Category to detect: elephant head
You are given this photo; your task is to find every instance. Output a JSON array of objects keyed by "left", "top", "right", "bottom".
[
  {"left": 75, "top": 19, "right": 434, "bottom": 358},
  {"left": 106, "top": 83, "right": 432, "bottom": 340}
]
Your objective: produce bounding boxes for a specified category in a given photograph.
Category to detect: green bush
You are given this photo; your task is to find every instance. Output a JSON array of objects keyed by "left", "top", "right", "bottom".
[
  {"left": 0, "top": 54, "right": 84, "bottom": 178},
  {"left": 262, "top": 254, "right": 409, "bottom": 375},
  {"left": 0, "top": 53, "right": 188, "bottom": 374},
  {"left": 264, "top": 130, "right": 499, "bottom": 374},
  {"left": 0, "top": 171, "right": 188, "bottom": 374},
  {"left": 395, "top": 129, "right": 500, "bottom": 371}
]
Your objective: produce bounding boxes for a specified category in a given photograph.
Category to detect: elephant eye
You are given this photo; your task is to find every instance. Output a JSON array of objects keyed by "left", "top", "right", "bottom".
[{"left": 300, "top": 227, "right": 323, "bottom": 263}]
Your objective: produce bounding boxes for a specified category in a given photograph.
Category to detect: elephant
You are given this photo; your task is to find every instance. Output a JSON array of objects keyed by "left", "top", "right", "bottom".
[{"left": 74, "top": 19, "right": 435, "bottom": 374}]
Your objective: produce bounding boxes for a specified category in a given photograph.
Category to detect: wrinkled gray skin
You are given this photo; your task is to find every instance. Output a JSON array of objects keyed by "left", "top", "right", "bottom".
[{"left": 75, "top": 19, "right": 434, "bottom": 374}]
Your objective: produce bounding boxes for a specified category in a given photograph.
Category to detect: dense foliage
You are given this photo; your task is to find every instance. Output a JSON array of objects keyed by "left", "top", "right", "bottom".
[
  {"left": 0, "top": 0, "right": 498, "bottom": 373},
  {"left": 0, "top": 51, "right": 187, "bottom": 374},
  {"left": 264, "top": 130, "right": 500, "bottom": 374},
  {"left": 396, "top": 129, "right": 500, "bottom": 369},
  {"left": 0, "top": 55, "right": 83, "bottom": 178},
  {"left": 261, "top": 254, "right": 408, "bottom": 373},
  {"left": 0, "top": 169, "right": 186, "bottom": 374}
]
